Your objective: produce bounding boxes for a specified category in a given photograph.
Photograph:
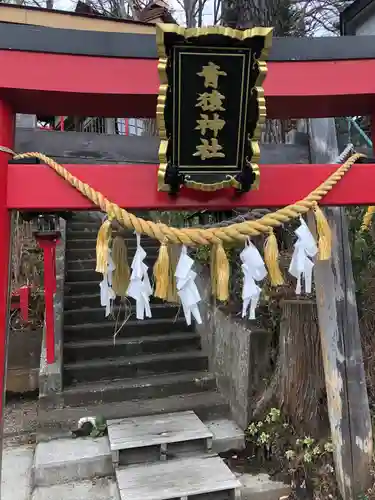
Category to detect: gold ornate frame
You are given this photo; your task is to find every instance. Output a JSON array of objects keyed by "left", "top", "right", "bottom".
[{"left": 156, "top": 24, "right": 273, "bottom": 192}]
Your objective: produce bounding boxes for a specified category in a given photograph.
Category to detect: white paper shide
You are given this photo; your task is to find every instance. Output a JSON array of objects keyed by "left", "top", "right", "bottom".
[
  {"left": 126, "top": 233, "right": 153, "bottom": 320},
  {"left": 99, "top": 248, "right": 116, "bottom": 317},
  {"left": 288, "top": 217, "right": 318, "bottom": 294},
  {"left": 175, "top": 246, "right": 202, "bottom": 326},
  {"left": 240, "top": 240, "right": 268, "bottom": 320}
]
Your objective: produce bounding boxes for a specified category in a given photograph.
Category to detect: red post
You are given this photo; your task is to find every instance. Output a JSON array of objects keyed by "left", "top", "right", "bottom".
[
  {"left": 19, "top": 286, "right": 30, "bottom": 323},
  {"left": 0, "top": 101, "right": 14, "bottom": 488},
  {"left": 36, "top": 237, "right": 58, "bottom": 364}
]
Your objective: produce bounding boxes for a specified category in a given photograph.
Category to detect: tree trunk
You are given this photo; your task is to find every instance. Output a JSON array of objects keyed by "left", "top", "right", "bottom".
[
  {"left": 255, "top": 300, "right": 328, "bottom": 436},
  {"left": 278, "top": 300, "right": 327, "bottom": 434}
]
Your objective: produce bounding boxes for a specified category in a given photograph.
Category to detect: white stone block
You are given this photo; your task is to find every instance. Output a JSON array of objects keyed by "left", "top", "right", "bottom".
[
  {"left": 238, "top": 473, "right": 291, "bottom": 500},
  {"left": 33, "top": 437, "right": 112, "bottom": 486},
  {"left": 205, "top": 419, "right": 245, "bottom": 453},
  {"left": 32, "top": 477, "right": 119, "bottom": 500},
  {"left": 2, "top": 445, "right": 34, "bottom": 500}
]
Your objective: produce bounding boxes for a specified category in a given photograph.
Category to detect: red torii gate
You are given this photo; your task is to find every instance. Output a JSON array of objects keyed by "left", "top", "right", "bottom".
[{"left": 1, "top": 13, "right": 375, "bottom": 499}]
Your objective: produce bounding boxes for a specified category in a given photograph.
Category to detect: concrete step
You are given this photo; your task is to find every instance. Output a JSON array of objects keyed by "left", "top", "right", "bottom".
[
  {"left": 66, "top": 238, "right": 160, "bottom": 251},
  {"left": 4, "top": 445, "right": 290, "bottom": 500},
  {"left": 66, "top": 278, "right": 178, "bottom": 294},
  {"left": 108, "top": 411, "right": 213, "bottom": 467},
  {"left": 33, "top": 437, "right": 112, "bottom": 487},
  {"left": 38, "top": 392, "right": 231, "bottom": 432},
  {"left": 2, "top": 445, "right": 34, "bottom": 500},
  {"left": 66, "top": 246, "right": 159, "bottom": 260},
  {"left": 64, "top": 317, "right": 192, "bottom": 341},
  {"left": 50, "top": 371, "right": 217, "bottom": 407},
  {"left": 63, "top": 304, "right": 181, "bottom": 325},
  {"left": 205, "top": 419, "right": 244, "bottom": 453},
  {"left": 64, "top": 332, "right": 201, "bottom": 362},
  {"left": 64, "top": 293, "right": 102, "bottom": 309},
  {"left": 115, "top": 455, "right": 240, "bottom": 500},
  {"left": 66, "top": 265, "right": 163, "bottom": 282},
  {"left": 31, "top": 478, "right": 118, "bottom": 500},
  {"left": 64, "top": 293, "right": 169, "bottom": 310},
  {"left": 67, "top": 230, "right": 156, "bottom": 244},
  {"left": 65, "top": 280, "right": 103, "bottom": 294},
  {"left": 66, "top": 256, "right": 156, "bottom": 271},
  {"left": 67, "top": 220, "right": 101, "bottom": 230},
  {"left": 31, "top": 418, "right": 242, "bottom": 486},
  {"left": 64, "top": 351, "right": 208, "bottom": 384},
  {"left": 66, "top": 258, "right": 97, "bottom": 270},
  {"left": 69, "top": 213, "right": 103, "bottom": 222}
]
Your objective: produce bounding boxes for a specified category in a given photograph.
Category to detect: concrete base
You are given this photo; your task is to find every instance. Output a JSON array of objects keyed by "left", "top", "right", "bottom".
[
  {"left": 237, "top": 473, "right": 291, "bottom": 500},
  {"left": 205, "top": 419, "right": 245, "bottom": 453},
  {"left": 33, "top": 437, "right": 113, "bottom": 486},
  {"left": 2, "top": 445, "right": 34, "bottom": 500},
  {"left": 32, "top": 478, "right": 119, "bottom": 500},
  {"left": 1, "top": 443, "right": 291, "bottom": 500}
]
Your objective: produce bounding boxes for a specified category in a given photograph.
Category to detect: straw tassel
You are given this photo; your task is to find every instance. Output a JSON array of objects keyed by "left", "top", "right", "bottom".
[
  {"left": 153, "top": 241, "right": 170, "bottom": 300},
  {"left": 211, "top": 242, "right": 229, "bottom": 302},
  {"left": 95, "top": 218, "right": 112, "bottom": 274},
  {"left": 264, "top": 229, "right": 284, "bottom": 286},
  {"left": 111, "top": 236, "right": 130, "bottom": 297},
  {"left": 210, "top": 245, "right": 217, "bottom": 299},
  {"left": 361, "top": 206, "right": 375, "bottom": 232},
  {"left": 313, "top": 204, "right": 332, "bottom": 260},
  {"left": 166, "top": 244, "right": 180, "bottom": 304}
]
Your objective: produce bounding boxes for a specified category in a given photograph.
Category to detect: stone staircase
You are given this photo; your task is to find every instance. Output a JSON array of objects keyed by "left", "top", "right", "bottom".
[
  {"left": 52, "top": 212, "right": 229, "bottom": 423},
  {"left": 28, "top": 213, "right": 292, "bottom": 500}
]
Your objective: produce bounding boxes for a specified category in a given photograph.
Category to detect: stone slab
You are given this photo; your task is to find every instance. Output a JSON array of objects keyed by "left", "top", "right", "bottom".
[
  {"left": 33, "top": 436, "right": 112, "bottom": 486},
  {"left": 237, "top": 473, "right": 291, "bottom": 500},
  {"left": 32, "top": 477, "right": 119, "bottom": 500},
  {"left": 116, "top": 455, "right": 241, "bottom": 500},
  {"left": 205, "top": 419, "right": 245, "bottom": 453},
  {"left": 107, "top": 411, "right": 212, "bottom": 451},
  {"left": 2, "top": 445, "right": 34, "bottom": 500}
]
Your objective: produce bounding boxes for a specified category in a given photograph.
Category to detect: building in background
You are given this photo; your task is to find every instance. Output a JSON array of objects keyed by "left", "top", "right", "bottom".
[
  {"left": 13, "top": 0, "right": 175, "bottom": 136},
  {"left": 338, "top": 0, "right": 374, "bottom": 152},
  {"left": 340, "top": 0, "right": 375, "bottom": 35}
]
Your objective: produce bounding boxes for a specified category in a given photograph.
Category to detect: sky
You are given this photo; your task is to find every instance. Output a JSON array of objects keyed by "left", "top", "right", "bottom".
[{"left": 52, "top": 0, "right": 215, "bottom": 26}]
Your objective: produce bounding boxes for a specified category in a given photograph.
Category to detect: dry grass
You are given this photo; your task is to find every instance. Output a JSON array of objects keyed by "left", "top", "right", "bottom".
[
  {"left": 10, "top": 212, "right": 43, "bottom": 327},
  {"left": 11, "top": 213, "right": 42, "bottom": 292}
]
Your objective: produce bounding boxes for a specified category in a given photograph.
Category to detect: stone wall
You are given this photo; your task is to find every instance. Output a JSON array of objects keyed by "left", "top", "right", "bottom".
[
  {"left": 196, "top": 266, "right": 272, "bottom": 430},
  {"left": 7, "top": 325, "right": 42, "bottom": 394}
]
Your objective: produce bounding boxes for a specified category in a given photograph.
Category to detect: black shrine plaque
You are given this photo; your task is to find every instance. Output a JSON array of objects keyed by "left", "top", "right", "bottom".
[{"left": 156, "top": 24, "right": 273, "bottom": 193}]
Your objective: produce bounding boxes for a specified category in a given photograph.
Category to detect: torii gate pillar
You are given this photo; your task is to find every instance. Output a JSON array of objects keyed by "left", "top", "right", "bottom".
[{"left": 0, "top": 100, "right": 13, "bottom": 464}]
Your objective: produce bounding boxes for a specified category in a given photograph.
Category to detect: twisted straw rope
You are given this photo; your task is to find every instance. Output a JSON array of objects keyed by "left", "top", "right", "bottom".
[{"left": 5, "top": 148, "right": 363, "bottom": 246}]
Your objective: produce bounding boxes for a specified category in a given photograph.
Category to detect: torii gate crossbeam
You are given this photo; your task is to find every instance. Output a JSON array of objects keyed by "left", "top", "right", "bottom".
[{"left": 6, "top": 161, "right": 375, "bottom": 210}]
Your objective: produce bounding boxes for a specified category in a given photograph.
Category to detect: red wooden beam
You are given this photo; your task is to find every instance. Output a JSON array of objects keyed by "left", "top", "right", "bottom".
[
  {"left": 1, "top": 51, "right": 375, "bottom": 119},
  {"left": 7, "top": 163, "right": 375, "bottom": 210}
]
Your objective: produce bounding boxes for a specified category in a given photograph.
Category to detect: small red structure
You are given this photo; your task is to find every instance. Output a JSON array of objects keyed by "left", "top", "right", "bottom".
[{"left": 10, "top": 285, "right": 30, "bottom": 323}]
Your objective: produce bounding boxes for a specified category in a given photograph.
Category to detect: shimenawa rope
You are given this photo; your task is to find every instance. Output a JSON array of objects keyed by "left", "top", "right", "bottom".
[{"left": 2, "top": 147, "right": 363, "bottom": 246}]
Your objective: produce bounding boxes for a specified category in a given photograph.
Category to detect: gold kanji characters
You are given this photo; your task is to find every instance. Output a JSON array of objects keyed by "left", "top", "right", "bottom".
[
  {"left": 196, "top": 90, "right": 225, "bottom": 112},
  {"left": 194, "top": 60, "right": 227, "bottom": 161},
  {"left": 195, "top": 113, "right": 225, "bottom": 137},
  {"left": 193, "top": 138, "right": 225, "bottom": 160},
  {"left": 197, "top": 62, "right": 227, "bottom": 89}
]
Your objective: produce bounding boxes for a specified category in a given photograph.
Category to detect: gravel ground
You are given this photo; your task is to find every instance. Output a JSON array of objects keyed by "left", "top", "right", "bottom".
[{"left": 3, "top": 398, "right": 39, "bottom": 447}]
